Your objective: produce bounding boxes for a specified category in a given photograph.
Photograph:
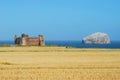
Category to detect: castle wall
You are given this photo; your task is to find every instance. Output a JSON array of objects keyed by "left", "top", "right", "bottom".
[
  {"left": 15, "top": 38, "right": 21, "bottom": 44},
  {"left": 39, "top": 35, "right": 45, "bottom": 46},
  {"left": 26, "top": 38, "right": 39, "bottom": 45}
]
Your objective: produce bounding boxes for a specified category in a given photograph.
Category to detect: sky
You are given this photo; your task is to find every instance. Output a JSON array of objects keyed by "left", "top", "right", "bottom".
[{"left": 0, "top": 0, "right": 120, "bottom": 41}]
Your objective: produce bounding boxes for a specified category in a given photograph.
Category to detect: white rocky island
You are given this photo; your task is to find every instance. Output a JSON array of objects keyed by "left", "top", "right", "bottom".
[{"left": 82, "top": 32, "right": 111, "bottom": 44}]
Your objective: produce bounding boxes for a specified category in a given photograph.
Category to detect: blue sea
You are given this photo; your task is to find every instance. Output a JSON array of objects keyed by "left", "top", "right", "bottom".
[{"left": 0, "top": 41, "right": 120, "bottom": 48}]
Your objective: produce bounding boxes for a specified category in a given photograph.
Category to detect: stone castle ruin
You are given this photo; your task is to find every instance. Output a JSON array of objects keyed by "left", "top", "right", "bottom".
[{"left": 14, "top": 34, "right": 45, "bottom": 46}]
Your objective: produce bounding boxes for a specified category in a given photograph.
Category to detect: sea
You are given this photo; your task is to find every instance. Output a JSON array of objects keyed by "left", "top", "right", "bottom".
[{"left": 0, "top": 41, "right": 120, "bottom": 48}]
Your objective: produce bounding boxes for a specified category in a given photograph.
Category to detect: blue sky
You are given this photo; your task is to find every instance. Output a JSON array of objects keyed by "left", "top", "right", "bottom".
[{"left": 0, "top": 0, "right": 120, "bottom": 41}]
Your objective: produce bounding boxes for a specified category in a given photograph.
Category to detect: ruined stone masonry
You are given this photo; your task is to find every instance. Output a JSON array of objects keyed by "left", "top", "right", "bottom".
[{"left": 14, "top": 34, "right": 45, "bottom": 46}]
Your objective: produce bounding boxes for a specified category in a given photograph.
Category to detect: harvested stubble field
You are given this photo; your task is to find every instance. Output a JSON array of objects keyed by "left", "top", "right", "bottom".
[{"left": 0, "top": 47, "right": 120, "bottom": 80}]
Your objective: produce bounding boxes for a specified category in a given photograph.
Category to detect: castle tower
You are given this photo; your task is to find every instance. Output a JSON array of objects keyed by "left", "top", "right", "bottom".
[
  {"left": 38, "top": 35, "right": 45, "bottom": 46},
  {"left": 21, "top": 34, "right": 28, "bottom": 45},
  {"left": 21, "top": 37, "right": 26, "bottom": 45},
  {"left": 14, "top": 35, "right": 18, "bottom": 44},
  {"left": 22, "top": 34, "right": 28, "bottom": 38}
]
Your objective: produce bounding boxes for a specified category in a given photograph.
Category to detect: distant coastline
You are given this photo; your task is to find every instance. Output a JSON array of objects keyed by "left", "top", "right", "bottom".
[{"left": 0, "top": 40, "right": 120, "bottom": 48}]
